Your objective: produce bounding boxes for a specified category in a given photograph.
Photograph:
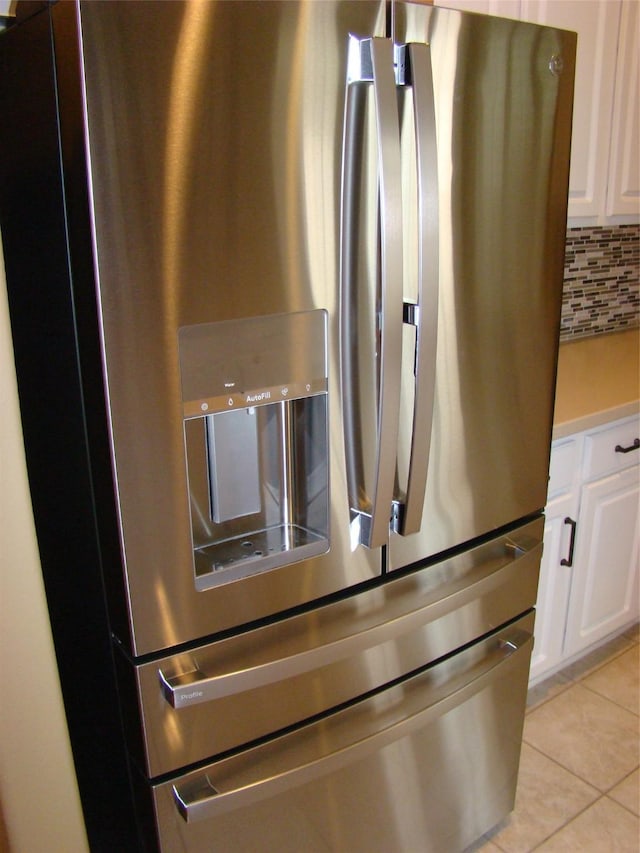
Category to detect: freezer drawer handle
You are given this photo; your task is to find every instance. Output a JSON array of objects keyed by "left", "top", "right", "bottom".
[
  {"left": 394, "top": 42, "right": 439, "bottom": 537},
  {"left": 615, "top": 438, "right": 640, "bottom": 454},
  {"left": 171, "top": 626, "right": 533, "bottom": 823},
  {"left": 341, "top": 36, "right": 403, "bottom": 549},
  {"left": 158, "top": 532, "right": 542, "bottom": 708}
]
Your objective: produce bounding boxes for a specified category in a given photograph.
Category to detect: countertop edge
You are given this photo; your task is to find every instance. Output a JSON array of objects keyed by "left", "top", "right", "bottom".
[{"left": 552, "top": 401, "right": 640, "bottom": 441}]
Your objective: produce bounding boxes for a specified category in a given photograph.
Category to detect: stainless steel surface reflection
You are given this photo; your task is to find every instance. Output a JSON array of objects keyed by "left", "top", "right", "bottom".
[
  {"left": 77, "top": 0, "right": 574, "bottom": 652},
  {"left": 78, "top": 0, "right": 386, "bottom": 655},
  {"left": 391, "top": 5, "right": 575, "bottom": 569},
  {"left": 136, "top": 517, "right": 542, "bottom": 777},
  {"left": 153, "top": 611, "right": 535, "bottom": 852}
]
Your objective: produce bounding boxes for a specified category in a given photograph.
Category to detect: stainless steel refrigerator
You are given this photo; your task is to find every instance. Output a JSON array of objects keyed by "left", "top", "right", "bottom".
[{"left": 0, "top": 1, "right": 575, "bottom": 851}]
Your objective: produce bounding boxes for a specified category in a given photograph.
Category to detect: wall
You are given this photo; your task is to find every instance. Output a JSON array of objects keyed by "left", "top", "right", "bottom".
[
  {"left": 0, "top": 241, "right": 88, "bottom": 853},
  {"left": 560, "top": 224, "right": 640, "bottom": 340}
]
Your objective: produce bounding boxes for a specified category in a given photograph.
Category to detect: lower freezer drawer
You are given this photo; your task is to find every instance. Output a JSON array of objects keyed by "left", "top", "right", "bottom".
[{"left": 152, "top": 612, "right": 534, "bottom": 853}]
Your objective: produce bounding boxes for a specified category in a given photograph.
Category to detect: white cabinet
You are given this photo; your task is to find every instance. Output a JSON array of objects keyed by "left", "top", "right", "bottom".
[
  {"left": 530, "top": 493, "right": 576, "bottom": 680},
  {"left": 606, "top": 0, "right": 640, "bottom": 217},
  {"left": 529, "top": 436, "right": 581, "bottom": 682},
  {"left": 436, "top": 0, "right": 639, "bottom": 223},
  {"left": 563, "top": 418, "right": 640, "bottom": 656},
  {"left": 524, "top": 0, "right": 640, "bottom": 223},
  {"left": 522, "top": 0, "right": 622, "bottom": 221},
  {"left": 531, "top": 415, "right": 640, "bottom": 683},
  {"left": 433, "top": 0, "right": 521, "bottom": 16}
]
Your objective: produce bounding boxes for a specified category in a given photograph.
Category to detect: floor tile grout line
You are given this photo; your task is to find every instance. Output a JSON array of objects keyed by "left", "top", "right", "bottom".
[
  {"left": 564, "top": 639, "right": 638, "bottom": 685},
  {"left": 489, "top": 785, "right": 640, "bottom": 853},
  {"left": 601, "top": 765, "right": 640, "bottom": 801},
  {"left": 578, "top": 677, "right": 640, "bottom": 717},
  {"left": 527, "top": 792, "right": 611, "bottom": 853},
  {"left": 486, "top": 745, "right": 638, "bottom": 850},
  {"left": 525, "top": 629, "right": 639, "bottom": 714},
  {"left": 536, "top": 674, "right": 640, "bottom": 723},
  {"left": 495, "top": 629, "right": 640, "bottom": 851},
  {"left": 603, "top": 790, "right": 640, "bottom": 821},
  {"left": 520, "top": 732, "right": 637, "bottom": 798},
  {"left": 525, "top": 678, "right": 573, "bottom": 715},
  {"left": 519, "top": 738, "right": 603, "bottom": 794},
  {"left": 489, "top": 793, "right": 614, "bottom": 853},
  {"left": 525, "top": 678, "right": 629, "bottom": 729}
]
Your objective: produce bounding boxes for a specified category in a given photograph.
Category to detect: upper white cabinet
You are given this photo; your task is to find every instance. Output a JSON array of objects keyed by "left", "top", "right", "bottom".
[
  {"left": 521, "top": 0, "right": 638, "bottom": 223},
  {"left": 435, "top": 0, "right": 639, "bottom": 223},
  {"left": 520, "top": 2, "right": 617, "bottom": 220},
  {"left": 433, "top": 0, "right": 522, "bottom": 16},
  {"left": 605, "top": 0, "right": 639, "bottom": 217}
]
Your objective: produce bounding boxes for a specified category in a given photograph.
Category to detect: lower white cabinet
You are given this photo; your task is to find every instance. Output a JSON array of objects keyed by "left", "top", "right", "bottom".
[
  {"left": 530, "top": 414, "right": 640, "bottom": 683},
  {"left": 564, "top": 463, "right": 639, "bottom": 656}
]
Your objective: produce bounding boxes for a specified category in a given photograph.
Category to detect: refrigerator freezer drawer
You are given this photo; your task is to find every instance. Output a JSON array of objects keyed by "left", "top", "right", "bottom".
[
  {"left": 152, "top": 612, "right": 534, "bottom": 852},
  {"left": 134, "top": 517, "right": 543, "bottom": 777}
]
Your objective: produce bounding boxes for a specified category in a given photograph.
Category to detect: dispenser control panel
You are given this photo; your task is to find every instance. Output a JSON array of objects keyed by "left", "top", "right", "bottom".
[{"left": 178, "top": 310, "right": 330, "bottom": 591}]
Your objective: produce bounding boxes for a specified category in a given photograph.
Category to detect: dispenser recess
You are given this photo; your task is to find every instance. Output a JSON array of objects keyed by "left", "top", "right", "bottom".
[{"left": 179, "top": 311, "right": 329, "bottom": 590}]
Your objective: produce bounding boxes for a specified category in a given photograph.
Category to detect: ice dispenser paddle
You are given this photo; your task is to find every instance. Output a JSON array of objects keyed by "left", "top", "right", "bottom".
[{"left": 179, "top": 310, "right": 329, "bottom": 590}]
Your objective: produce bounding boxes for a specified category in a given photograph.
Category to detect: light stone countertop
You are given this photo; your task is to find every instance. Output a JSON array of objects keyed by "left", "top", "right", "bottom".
[{"left": 552, "top": 328, "right": 640, "bottom": 439}]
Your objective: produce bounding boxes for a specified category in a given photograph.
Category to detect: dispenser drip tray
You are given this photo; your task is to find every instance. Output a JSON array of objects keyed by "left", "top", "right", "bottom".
[{"left": 194, "top": 525, "right": 328, "bottom": 590}]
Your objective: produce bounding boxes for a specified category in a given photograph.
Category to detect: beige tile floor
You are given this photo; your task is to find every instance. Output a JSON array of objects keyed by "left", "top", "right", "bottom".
[{"left": 477, "top": 623, "right": 640, "bottom": 852}]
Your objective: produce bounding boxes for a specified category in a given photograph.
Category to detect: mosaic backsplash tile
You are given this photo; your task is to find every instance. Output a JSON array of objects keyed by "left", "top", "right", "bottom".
[{"left": 560, "top": 224, "right": 639, "bottom": 341}]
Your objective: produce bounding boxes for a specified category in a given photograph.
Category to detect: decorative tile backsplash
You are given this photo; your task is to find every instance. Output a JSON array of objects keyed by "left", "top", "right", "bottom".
[{"left": 560, "top": 224, "right": 639, "bottom": 341}]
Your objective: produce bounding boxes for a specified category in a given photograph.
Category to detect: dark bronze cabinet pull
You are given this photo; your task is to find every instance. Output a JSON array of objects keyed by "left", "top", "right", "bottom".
[
  {"left": 615, "top": 438, "right": 640, "bottom": 454},
  {"left": 560, "top": 517, "right": 577, "bottom": 567}
]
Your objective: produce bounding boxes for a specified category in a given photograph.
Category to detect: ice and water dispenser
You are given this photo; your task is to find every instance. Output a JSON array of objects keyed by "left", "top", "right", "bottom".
[{"left": 179, "top": 310, "right": 329, "bottom": 590}]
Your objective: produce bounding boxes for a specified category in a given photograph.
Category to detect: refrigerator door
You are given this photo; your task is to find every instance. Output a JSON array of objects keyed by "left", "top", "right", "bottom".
[
  {"left": 74, "top": 0, "right": 387, "bottom": 655},
  {"left": 390, "top": 6, "right": 576, "bottom": 568},
  {"left": 152, "top": 611, "right": 535, "bottom": 852}
]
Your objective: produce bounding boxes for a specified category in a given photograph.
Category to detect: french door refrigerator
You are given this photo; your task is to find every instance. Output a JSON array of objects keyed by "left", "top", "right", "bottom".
[{"left": 0, "top": 1, "right": 575, "bottom": 851}]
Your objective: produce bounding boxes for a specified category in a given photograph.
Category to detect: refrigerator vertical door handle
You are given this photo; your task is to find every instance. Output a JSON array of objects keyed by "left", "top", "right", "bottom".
[
  {"left": 398, "top": 43, "right": 439, "bottom": 537},
  {"left": 342, "top": 37, "right": 403, "bottom": 549},
  {"left": 171, "top": 625, "right": 533, "bottom": 823}
]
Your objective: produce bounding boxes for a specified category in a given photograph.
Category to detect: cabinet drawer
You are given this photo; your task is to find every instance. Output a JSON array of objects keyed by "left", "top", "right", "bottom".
[
  {"left": 548, "top": 437, "right": 581, "bottom": 498},
  {"left": 583, "top": 417, "right": 640, "bottom": 480}
]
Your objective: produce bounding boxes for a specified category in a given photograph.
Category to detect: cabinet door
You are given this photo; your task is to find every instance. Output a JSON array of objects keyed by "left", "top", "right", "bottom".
[
  {"left": 522, "top": 0, "right": 621, "bottom": 220},
  {"left": 434, "top": 0, "right": 521, "bottom": 16},
  {"left": 564, "top": 465, "right": 640, "bottom": 657},
  {"left": 530, "top": 492, "right": 576, "bottom": 682},
  {"left": 606, "top": 0, "right": 639, "bottom": 217}
]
